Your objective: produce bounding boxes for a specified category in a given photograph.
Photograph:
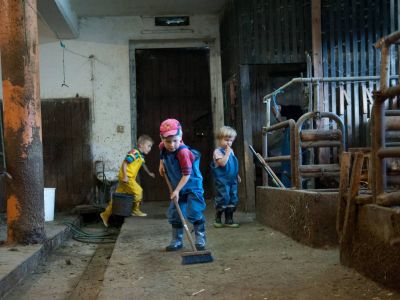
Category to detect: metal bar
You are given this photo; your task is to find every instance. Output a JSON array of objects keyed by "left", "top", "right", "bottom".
[
  {"left": 264, "top": 155, "right": 291, "bottom": 162},
  {"left": 299, "top": 164, "right": 341, "bottom": 172},
  {"left": 262, "top": 119, "right": 296, "bottom": 187},
  {"left": 300, "top": 129, "right": 342, "bottom": 141},
  {"left": 300, "top": 172, "right": 340, "bottom": 178},
  {"left": 301, "top": 140, "right": 342, "bottom": 148},
  {"left": 249, "top": 145, "right": 285, "bottom": 188},
  {"left": 336, "top": 152, "right": 351, "bottom": 240},
  {"left": 341, "top": 152, "right": 364, "bottom": 266},
  {"left": 386, "top": 116, "right": 400, "bottom": 130},
  {"left": 262, "top": 97, "right": 272, "bottom": 186},
  {"left": 294, "top": 111, "right": 346, "bottom": 189},
  {"left": 378, "top": 147, "right": 400, "bottom": 158},
  {"left": 372, "top": 31, "right": 400, "bottom": 198},
  {"left": 385, "top": 110, "right": 400, "bottom": 116},
  {"left": 263, "top": 119, "right": 295, "bottom": 132},
  {"left": 376, "top": 191, "right": 400, "bottom": 206},
  {"left": 263, "top": 75, "right": 399, "bottom": 102}
]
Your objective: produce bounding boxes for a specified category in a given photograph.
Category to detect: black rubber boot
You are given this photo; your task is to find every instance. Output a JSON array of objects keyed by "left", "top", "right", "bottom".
[
  {"left": 224, "top": 207, "right": 240, "bottom": 228},
  {"left": 213, "top": 210, "right": 224, "bottom": 228}
]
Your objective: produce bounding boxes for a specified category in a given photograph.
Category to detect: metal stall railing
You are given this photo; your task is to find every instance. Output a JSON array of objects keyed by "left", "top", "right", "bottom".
[
  {"left": 371, "top": 31, "right": 400, "bottom": 206},
  {"left": 294, "top": 112, "right": 345, "bottom": 189},
  {"left": 262, "top": 75, "right": 399, "bottom": 190},
  {"left": 262, "top": 119, "right": 296, "bottom": 187}
]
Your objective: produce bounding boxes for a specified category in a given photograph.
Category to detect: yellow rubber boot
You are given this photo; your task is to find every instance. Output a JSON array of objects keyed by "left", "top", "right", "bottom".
[
  {"left": 100, "top": 200, "right": 112, "bottom": 227},
  {"left": 132, "top": 201, "right": 147, "bottom": 217}
]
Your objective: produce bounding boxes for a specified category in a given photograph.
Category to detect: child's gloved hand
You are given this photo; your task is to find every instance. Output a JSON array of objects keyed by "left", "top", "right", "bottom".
[
  {"left": 148, "top": 172, "right": 156, "bottom": 178},
  {"left": 123, "top": 176, "right": 129, "bottom": 183}
]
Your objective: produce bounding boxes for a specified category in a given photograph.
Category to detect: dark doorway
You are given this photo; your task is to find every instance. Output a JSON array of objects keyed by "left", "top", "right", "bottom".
[{"left": 136, "top": 48, "right": 213, "bottom": 201}]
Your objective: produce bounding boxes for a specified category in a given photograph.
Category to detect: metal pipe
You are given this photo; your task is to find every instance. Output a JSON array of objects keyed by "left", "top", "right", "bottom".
[
  {"left": 263, "top": 75, "right": 399, "bottom": 103},
  {"left": 261, "top": 119, "right": 296, "bottom": 187},
  {"left": 378, "top": 147, "right": 400, "bottom": 158},
  {"left": 262, "top": 98, "right": 272, "bottom": 186},
  {"left": 371, "top": 31, "right": 400, "bottom": 198},
  {"left": 264, "top": 155, "right": 291, "bottom": 162},
  {"left": 294, "top": 112, "right": 346, "bottom": 188},
  {"left": 264, "top": 119, "right": 294, "bottom": 132}
]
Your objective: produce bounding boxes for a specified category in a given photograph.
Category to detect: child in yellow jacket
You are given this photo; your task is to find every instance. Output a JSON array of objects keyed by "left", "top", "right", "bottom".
[{"left": 100, "top": 135, "right": 155, "bottom": 227}]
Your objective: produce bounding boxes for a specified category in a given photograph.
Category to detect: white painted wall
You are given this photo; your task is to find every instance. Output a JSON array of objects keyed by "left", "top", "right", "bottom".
[{"left": 34, "top": 15, "right": 221, "bottom": 174}]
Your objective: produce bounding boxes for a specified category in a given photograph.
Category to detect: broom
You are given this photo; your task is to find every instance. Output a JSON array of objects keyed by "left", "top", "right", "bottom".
[{"left": 163, "top": 169, "right": 213, "bottom": 265}]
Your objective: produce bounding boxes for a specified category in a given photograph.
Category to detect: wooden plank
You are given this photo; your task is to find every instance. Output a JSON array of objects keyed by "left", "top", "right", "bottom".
[
  {"left": 352, "top": 0, "right": 360, "bottom": 147},
  {"left": 362, "top": 84, "right": 374, "bottom": 115},
  {"left": 336, "top": 152, "right": 351, "bottom": 240},
  {"left": 336, "top": 0, "right": 344, "bottom": 114},
  {"left": 297, "top": 0, "right": 305, "bottom": 61},
  {"left": 339, "top": 84, "right": 351, "bottom": 116},
  {"left": 344, "top": 1, "right": 352, "bottom": 147},
  {"left": 282, "top": 0, "right": 290, "bottom": 62},
  {"left": 260, "top": 0, "right": 268, "bottom": 63},
  {"left": 367, "top": 0, "right": 375, "bottom": 113},
  {"left": 375, "top": 0, "right": 381, "bottom": 75},
  {"left": 239, "top": 65, "right": 255, "bottom": 212},
  {"left": 276, "top": 0, "right": 283, "bottom": 63},
  {"left": 340, "top": 152, "right": 364, "bottom": 266},
  {"left": 360, "top": 0, "right": 367, "bottom": 146},
  {"left": 311, "top": 0, "right": 324, "bottom": 112},
  {"left": 329, "top": 1, "right": 336, "bottom": 117},
  {"left": 290, "top": 0, "right": 297, "bottom": 62},
  {"left": 254, "top": 0, "right": 260, "bottom": 62},
  {"left": 322, "top": 0, "right": 329, "bottom": 113}
]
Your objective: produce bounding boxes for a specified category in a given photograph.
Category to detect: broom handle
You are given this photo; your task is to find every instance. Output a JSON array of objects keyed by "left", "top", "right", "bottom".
[{"left": 163, "top": 169, "right": 198, "bottom": 252}]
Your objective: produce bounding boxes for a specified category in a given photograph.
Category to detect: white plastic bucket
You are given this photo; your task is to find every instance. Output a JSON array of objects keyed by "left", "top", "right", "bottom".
[{"left": 44, "top": 188, "right": 56, "bottom": 222}]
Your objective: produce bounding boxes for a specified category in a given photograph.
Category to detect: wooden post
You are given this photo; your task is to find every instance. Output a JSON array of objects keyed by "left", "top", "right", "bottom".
[
  {"left": 340, "top": 152, "right": 364, "bottom": 266},
  {"left": 336, "top": 152, "right": 351, "bottom": 240},
  {"left": 311, "top": 0, "right": 324, "bottom": 112},
  {"left": 238, "top": 65, "right": 255, "bottom": 212},
  {"left": 311, "top": 0, "right": 328, "bottom": 164},
  {"left": 0, "top": 0, "right": 45, "bottom": 244}
]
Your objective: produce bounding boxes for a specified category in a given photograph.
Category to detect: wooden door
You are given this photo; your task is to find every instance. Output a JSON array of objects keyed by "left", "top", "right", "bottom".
[
  {"left": 42, "top": 98, "right": 93, "bottom": 211},
  {"left": 136, "top": 48, "right": 213, "bottom": 201}
]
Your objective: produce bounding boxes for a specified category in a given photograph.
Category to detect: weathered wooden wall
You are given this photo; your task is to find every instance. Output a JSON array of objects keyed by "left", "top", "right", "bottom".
[
  {"left": 0, "top": 98, "right": 93, "bottom": 213},
  {"left": 220, "top": 0, "right": 312, "bottom": 81},
  {"left": 42, "top": 98, "right": 93, "bottom": 211},
  {"left": 220, "top": 0, "right": 312, "bottom": 209},
  {"left": 321, "top": 0, "right": 399, "bottom": 147}
]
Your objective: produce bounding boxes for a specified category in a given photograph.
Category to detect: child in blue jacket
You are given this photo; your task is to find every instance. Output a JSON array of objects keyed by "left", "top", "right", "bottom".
[
  {"left": 211, "top": 126, "right": 241, "bottom": 228},
  {"left": 159, "top": 119, "right": 207, "bottom": 251}
]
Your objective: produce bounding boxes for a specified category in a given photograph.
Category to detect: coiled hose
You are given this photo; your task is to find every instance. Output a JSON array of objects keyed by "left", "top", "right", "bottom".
[{"left": 63, "top": 221, "right": 118, "bottom": 244}]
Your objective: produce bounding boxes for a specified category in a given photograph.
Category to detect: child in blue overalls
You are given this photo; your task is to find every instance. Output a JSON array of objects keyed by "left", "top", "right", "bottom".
[
  {"left": 211, "top": 126, "right": 241, "bottom": 228},
  {"left": 158, "top": 119, "right": 207, "bottom": 251}
]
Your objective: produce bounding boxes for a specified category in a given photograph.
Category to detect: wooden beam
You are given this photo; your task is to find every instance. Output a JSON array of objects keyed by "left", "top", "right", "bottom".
[
  {"left": 0, "top": 0, "right": 45, "bottom": 244},
  {"left": 311, "top": 0, "right": 324, "bottom": 113},
  {"left": 238, "top": 65, "right": 255, "bottom": 212},
  {"left": 311, "top": 0, "right": 329, "bottom": 164}
]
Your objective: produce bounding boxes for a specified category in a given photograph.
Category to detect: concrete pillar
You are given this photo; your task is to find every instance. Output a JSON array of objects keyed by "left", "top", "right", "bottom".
[{"left": 0, "top": 0, "right": 45, "bottom": 244}]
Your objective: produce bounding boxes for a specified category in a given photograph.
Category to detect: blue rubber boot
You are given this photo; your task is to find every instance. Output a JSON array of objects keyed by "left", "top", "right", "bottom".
[
  {"left": 166, "top": 226, "right": 183, "bottom": 251},
  {"left": 194, "top": 222, "right": 206, "bottom": 251}
]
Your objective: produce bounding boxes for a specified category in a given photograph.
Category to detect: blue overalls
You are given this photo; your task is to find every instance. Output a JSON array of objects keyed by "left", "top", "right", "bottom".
[
  {"left": 161, "top": 145, "right": 207, "bottom": 250},
  {"left": 211, "top": 148, "right": 239, "bottom": 211}
]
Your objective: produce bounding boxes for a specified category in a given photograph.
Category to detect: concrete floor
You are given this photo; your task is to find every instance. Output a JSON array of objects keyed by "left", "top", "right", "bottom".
[
  {"left": 4, "top": 202, "right": 400, "bottom": 300},
  {"left": 97, "top": 201, "right": 400, "bottom": 300}
]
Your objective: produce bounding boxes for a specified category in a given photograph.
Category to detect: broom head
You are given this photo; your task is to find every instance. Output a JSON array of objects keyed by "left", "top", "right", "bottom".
[{"left": 181, "top": 250, "right": 214, "bottom": 265}]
